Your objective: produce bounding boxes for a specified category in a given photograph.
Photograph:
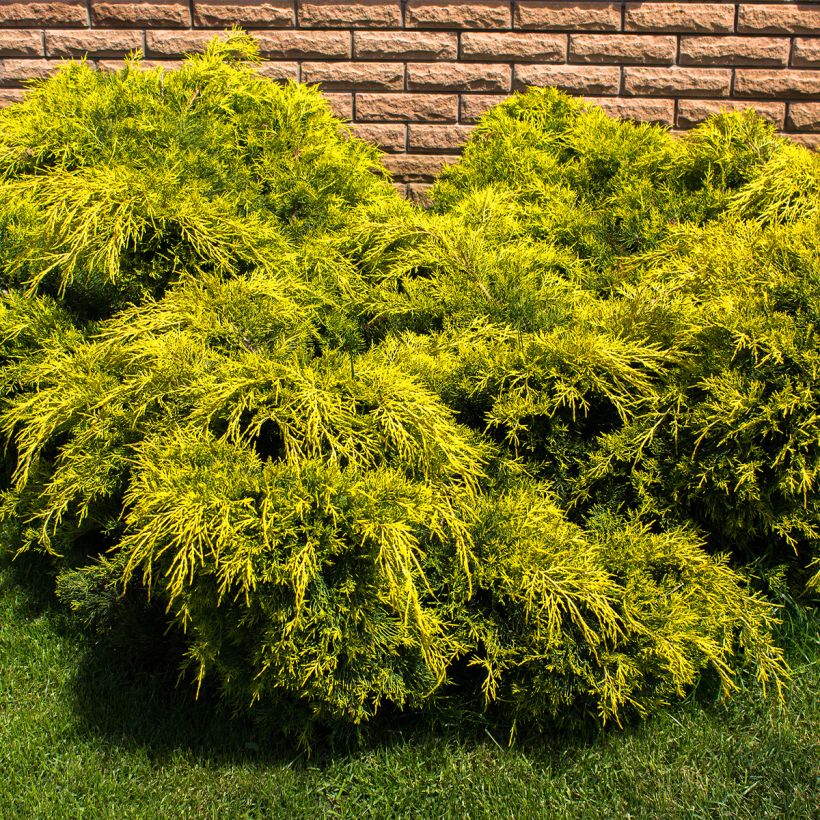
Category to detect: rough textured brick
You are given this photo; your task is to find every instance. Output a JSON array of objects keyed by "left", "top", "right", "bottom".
[
  {"left": 788, "top": 133, "right": 820, "bottom": 150},
  {"left": 680, "top": 36, "right": 791, "bottom": 68},
  {"left": 351, "top": 122, "right": 406, "bottom": 152},
  {"left": 194, "top": 1, "right": 293, "bottom": 28},
  {"left": 624, "top": 67, "right": 732, "bottom": 97},
  {"left": 735, "top": 69, "right": 820, "bottom": 100},
  {"left": 515, "top": 2, "right": 621, "bottom": 32},
  {"left": 677, "top": 99, "right": 786, "bottom": 129},
  {"left": 0, "top": 29, "right": 42, "bottom": 56},
  {"left": 354, "top": 31, "right": 457, "bottom": 61},
  {"left": 788, "top": 102, "right": 820, "bottom": 132},
  {"left": 97, "top": 57, "right": 180, "bottom": 71},
  {"left": 47, "top": 29, "right": 142, "bottom": 57},
  {"left": 146, "top": 30, "right": 219, "bottom": 56},
  {"left": 408, "top": 62, "right": 510, "bottom": 93},
  {"left": 0, "top": 88, "right": 26, "bottom": 104},
  {"left": 301, "top": 62, "right": 403, "bottom": 92},
  {"left": 92, "top": 1, "right": 190, "bottom": 27},
  {"left": 356, "top": 92, "right": 458, "bottom": 122},
  {"left": 738, "top": 5, "right": 820, "bottom": 35},
  {"left": 792, "top": 39, "right": 820, "bottom": 69},
  {"left": 257, "top": 61, "right": 298, "bottom": 81},
  {"left": 324, "top": 91, "right": 352, "bottom": 119},
  {"left": 298, "top": 0, "right": 401, "bottom": 29},
  {"left": 586, "top": 96, "right": 675, "bottom": 125},
  {"left": 408, "top": 123, "right": 473, "bottom": 152},
  {"left": 4, "top": 0, "right": 817, "bottom": 180},
  {"left": 0, "top": 58, "right": 56, "bottom": 86},
  {"left": 625, "top": 3, "right": 735, "bottom": 34},
  {"left": 0, "top": 1, "right": 86, "bottom": 26},
  {"left": 362, "top": 126, "right": 411, "bottom": 155},
  {"left": 515, "top": 64, "right": 620, "bottom": 95},
  {"left": 459, "top": 93, "right": 506, "bottom": 123},
  {"left": 570, "top": 35, "right": 676, "bottom": 66},
  {"left": 406, "top": 1, "right": 511, "bottom": 30},
  {"left": 461, "top": 32, "right": 565, "bottom": 63},
  {"left": 405, "top": 182, "right": 433, "bottom": 206},
  {"left": 255, "top": 30, "right": 349, "bottom": 59},
  {"left": 381, "top": 152, "right": 457, "bottom": 182}
]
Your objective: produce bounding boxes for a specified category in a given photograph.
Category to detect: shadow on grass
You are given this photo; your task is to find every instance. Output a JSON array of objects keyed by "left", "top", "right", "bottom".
[
  {"left": 64, "top": 606, "right": 616, "bottom": 769},
  {"left": 4, "top": 548, "right": 817, "bottom": 776},
  {"left": 1, "top": 551, "right": 604, "bottom": 767},
  {"left": 0, "top": 543, "right": 63, "bottom": 618}
]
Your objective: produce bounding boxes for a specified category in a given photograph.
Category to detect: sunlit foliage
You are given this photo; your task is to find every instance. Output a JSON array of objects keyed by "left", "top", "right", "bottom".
[{"left": 0, "top": 38, "right": 803, "bottom": 731}]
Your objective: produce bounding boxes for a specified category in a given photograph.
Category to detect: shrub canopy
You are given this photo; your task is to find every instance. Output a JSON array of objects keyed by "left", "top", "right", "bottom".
[{"left": 4, "top": 35, "right": 816, "bottom": 732}]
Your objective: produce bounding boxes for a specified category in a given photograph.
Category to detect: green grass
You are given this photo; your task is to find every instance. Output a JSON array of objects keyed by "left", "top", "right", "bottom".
[{"left": 1, "top": 557, "right": 818, "bottom": 819}]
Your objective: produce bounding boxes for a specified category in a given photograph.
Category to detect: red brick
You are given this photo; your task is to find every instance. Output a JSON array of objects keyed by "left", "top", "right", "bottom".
[
  {"left": 407, "top": 123, "right": 473, "bottom": 152},
  {"left": 405, "top": 183, "right": 433, "bottom": 206},
  {"left": 788, "top": 102, "right": 820, "bottom": 132},
  {"left": 793, "top": 38, "right": 820, "bottom": 69},
  {"left": 92, "top": 1, "right": 190, "bottom": 26},
  {"left": 735, "top": 69, "right": 820, "bottom": 100},
  {"left": 459, "top": 93, "right": 506, "bottom": 123},
  {"left": 625, "top": 3, "right": 735, "bottom": 34},
  {"left": 146, "top": 30, "right": 218, "bottom": 56},
  {"left": 97, "top": 58, "right": 180, "bottom": 71},
  {"left": 381, "top": 152, "right": 457, "bottom": 182},
  {"left": 194, "top": 1, "right": 293, "bottom": 28},
  {"left": 47, "top": 30, "right": 142, "bottom": 58},
  {"left": 354, "top": 31, "right": 457, "bottom": 61},
  {"left": 301, "top": 62, "right": 403, "bottom": 92},
  {"left": 406, "top": 0, "right": 511, "bottom": 30},
  {"left": 586, "top": 96, "right": 675, "bottom": 125},
  {"left": 515, "top": 2, "right": 621, "bottom": 32},
  {"left": 351, "top": 122, "right": 406, "bottom": 152},
  {"left": 0, "top": 58, "right": 57, "bottom": 86},
  {"left": 356, "top": 92, "right": 458, "bottom": 123},
  {"left": 0, "top": 87, "right": 26, "bottom": 104},
  {"left": 257, "top": 61, "right": 298, "bottom": 81},
  {"left": 738, "top": 5, "right": 820, "bottom": 35},
  {"left": 570, "top": 34, "right": 676, "bottom": 65},
  {"left": 408, "top": 62, "right": 511, "bottom": 93},
  {"left": 324, "top": 91, "right": 352, "bottom": 119},
  {"left": 515, "top": 64, "right": 620, "bottom": 95},
  {"left": 680, "top": 36, "right": 791, "bottom": 68},
  {"left": 255, "top": 30, "right": 349, "bottom": 59},
  {"left": 0, "top": 1, "right": 86, "bottom": 26},
  {"left": 461, "top": 32, "right": 565, "bottom": 63},
  {"left": 624, "top": 66, "right": 732, "bottom": 97},
  {"left": 0, "top": 29, "right": 42, "bottom": 56},
  {"left": 298, "top": 0, "right": 401, "bottom": 28},
  {"left": 788, "top": 133, "right": 820, "bottom": 150},
  {"left": 677, "top": 99, "right": 786, "bottom": 129}
]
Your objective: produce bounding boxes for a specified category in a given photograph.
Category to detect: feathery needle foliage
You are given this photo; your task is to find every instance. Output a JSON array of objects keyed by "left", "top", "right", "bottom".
[{"left": 0, "top": 34, "right": 810, "bottom": 734}]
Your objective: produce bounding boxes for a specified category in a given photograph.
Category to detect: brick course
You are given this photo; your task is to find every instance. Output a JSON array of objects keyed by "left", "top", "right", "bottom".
[
  {"left": 93, "top": 2, "right": 191, "bottom": 28},
  {"left": 0, "top": 0, "right": 816, "bottom": 183}
]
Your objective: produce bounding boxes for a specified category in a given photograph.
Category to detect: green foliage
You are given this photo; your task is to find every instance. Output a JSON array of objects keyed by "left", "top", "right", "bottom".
[
  {"left": 0, "top": 37, "right": 804, "bottom": 731},
  {"left": 415, "top": 89, "right": 820, "bottom": 595},
  {"left": 0, "top": 30, "right": 392, "bottom": 320}
]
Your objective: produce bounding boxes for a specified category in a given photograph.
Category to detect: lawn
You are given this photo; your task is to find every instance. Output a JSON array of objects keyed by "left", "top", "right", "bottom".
[{"left": 1, "top": 556, "right": 817, "bottom": 819}]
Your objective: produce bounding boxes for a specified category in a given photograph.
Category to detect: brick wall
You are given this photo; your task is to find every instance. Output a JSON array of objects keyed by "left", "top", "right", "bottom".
[{"left": 0, "top": 1, "right": 818, "bottom": 198}]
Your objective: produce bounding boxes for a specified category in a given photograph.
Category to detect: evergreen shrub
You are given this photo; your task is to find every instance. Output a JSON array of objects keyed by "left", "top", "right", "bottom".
[
  {"left": 1, "top": 34, "right": 808, "bottom": 731},
  {"left": 422, "top": 89, "right": 820, "bottom": 592}
]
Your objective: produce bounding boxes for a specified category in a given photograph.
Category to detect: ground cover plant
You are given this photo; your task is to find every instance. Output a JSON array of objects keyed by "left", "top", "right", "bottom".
[{"left": 0, "top": 32, "right": 816, "bottom": 740}]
